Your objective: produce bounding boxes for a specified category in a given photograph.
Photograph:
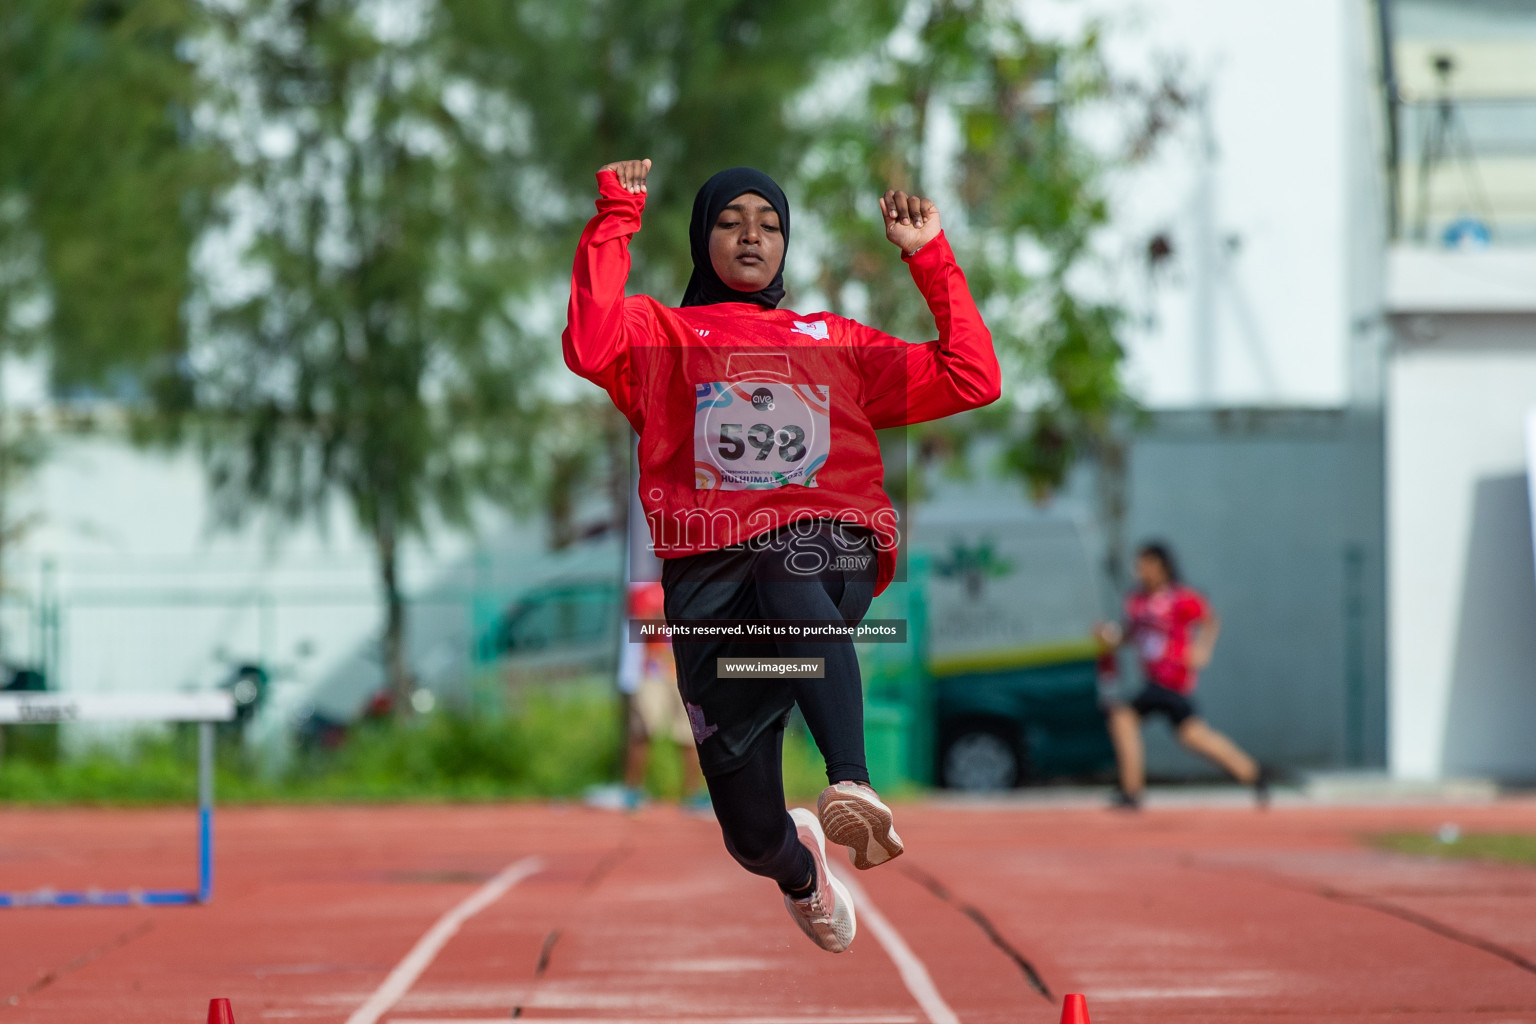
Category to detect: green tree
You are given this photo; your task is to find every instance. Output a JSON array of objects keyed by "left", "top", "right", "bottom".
[
  {"left": 445, "top": 0, "right": 906, "bottom": 560},
  {"left": 176, "top": 0, "right": 1170, "bottom": 721},
  {"left": 178, "top": 0, "right": 547, "bottom": 715},
  {"left": 793, "top": 0, "right": 1187, "bottom": 577},
  {"left": 0, "top": 0, "right": 223, "bottom": 713},
  {"left": 447, "top": 0, "right": 901, "bottom": 302},
  {"left": 173, "top": 0, "right": 902, "bottom": 720},
  {"left": 0, "top": 0, "right": 224, "bottom": 387},
  {"left": 535, "top": 395, "right": 631, "bottom": 553},
  {"left": 500, "top": 1, "right": 1180, "bottom": 578}
]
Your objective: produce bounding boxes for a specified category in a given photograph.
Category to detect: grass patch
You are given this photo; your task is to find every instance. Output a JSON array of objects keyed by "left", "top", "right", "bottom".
[
  {"left": 1375, "top": 831, "right": 1536, "bottom": 867},
  {"left": 0, "top": 692, "right": 845, "bottom": 806},
  {"left": 0, "top": 691, "right": 625, "bottom": 805}
]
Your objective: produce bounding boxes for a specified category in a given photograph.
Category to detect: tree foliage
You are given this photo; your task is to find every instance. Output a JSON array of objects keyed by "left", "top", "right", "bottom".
[
  {"left": 790, "top": 0, "right": 1185, "bottom": 503},
  {"left": 0, "top": 0, "right": 1179, "bottom": 712},
  {"left": 179, "top": 0, "right": 563, "bottom": 711},
  {"left": 428, "top": 0, "right": 912, "bottom": 550},
  {"left": 444, "top": 0, "right": 902, "bottom": 301},
  {"left": 495, "top": 0, "right": 1184, "bottom": 520},
  {"left": 0, "top": 0, "right": 223, "bottom": 694},
  {"left": 0, "top": 0, "right": 224, "bottom": 386},
  {"left": 176, "top": 0, "right": 910, "bottom": 712}
]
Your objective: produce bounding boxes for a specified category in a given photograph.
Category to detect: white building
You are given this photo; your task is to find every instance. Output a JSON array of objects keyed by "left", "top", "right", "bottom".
[
  {"left": 1031, "top": 0, "right": 1395, "bottom": 778},
  {"left": 1385, "top": 252, "right": 1536, "bottom": 782},
  {"left": 1380, "top": 1, "right": 1536, "bottom": 783},
  {"left": 0, "top": 402, "right": 609, "bottom": 756},
  {"left": 1099, "top": 0, "right": 1536, "bottom": 783}
]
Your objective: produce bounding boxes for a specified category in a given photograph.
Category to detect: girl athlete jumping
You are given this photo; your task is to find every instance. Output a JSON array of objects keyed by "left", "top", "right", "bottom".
[{"left": 564, "top": 157, "right": 999, "bottom": 953}]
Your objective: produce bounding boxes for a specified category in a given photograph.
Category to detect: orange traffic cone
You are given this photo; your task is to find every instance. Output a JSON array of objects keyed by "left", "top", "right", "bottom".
[
  {"left": 1059, "top": 993, "right": 1090, "bottom": 1024},
  {"left": 207, "top": 998, "right": 236, "bottom": 1024}
]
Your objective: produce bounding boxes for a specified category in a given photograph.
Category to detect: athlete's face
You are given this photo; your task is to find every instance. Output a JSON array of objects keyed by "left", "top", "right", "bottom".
[
  {"left": 708, "top": 192, "right": 784, "bottom": 294},
  {"left": 1135, "top": 553, "right": 1169, "bottom": 591}
]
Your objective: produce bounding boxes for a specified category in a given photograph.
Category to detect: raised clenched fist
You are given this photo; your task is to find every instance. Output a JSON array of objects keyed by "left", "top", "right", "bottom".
[
  {"left": 600, "top": 158, "right": 652, "bottom": 194},
  {"left": 879, "top": 189, "right": 941, "bottom": 256}
]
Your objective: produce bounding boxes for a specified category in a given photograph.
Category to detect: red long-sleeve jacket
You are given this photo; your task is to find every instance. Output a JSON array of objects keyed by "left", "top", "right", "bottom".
[{"left": 563, "top": 170, "right": 1000, "bottom": 592}]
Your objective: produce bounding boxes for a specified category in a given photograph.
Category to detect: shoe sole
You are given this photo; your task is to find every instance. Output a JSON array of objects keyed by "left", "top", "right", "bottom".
[{"left": 819, "top": 791, "right": 904, "bottom": 870}]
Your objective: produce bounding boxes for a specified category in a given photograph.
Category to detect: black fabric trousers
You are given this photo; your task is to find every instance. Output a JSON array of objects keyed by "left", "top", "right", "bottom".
[
  {"left": 662, "top": 520, "right": 877, "bottom": 889},
  {"left": 703, "top": 725, "right": 816, "bottom": 893}
]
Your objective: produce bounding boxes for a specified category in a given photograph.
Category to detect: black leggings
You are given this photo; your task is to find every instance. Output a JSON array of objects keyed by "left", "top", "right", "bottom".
[
  {"left": 755, "top": 537, "right": 872, "bottom": 786},
  {"left": 705, "top": 726, "right": 816, "bottom": 894},
  {"left": 664, "top": 521, "right": 876, "bottom": 891},
  {"left": 664, "top": 522, "right": 875, "bottom": 784}
]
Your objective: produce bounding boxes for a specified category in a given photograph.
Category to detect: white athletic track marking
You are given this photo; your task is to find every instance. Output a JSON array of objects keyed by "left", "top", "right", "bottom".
[
  {"left": 390, "top": 1018, "right": 919, "bottom": 1024},
  {"left": 831, "top": 866, "right": 962, "bottom": 1024},
  {"left": 390, "top": 1019, "right": 915, "bottom": 1024},
  {"left": 345, "top": 856, "right": 544, "bottom": 1024}
]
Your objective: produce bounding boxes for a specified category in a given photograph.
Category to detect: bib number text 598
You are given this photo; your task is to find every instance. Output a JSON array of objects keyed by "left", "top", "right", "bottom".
[{"left": 716, "top": 423, "right": 807, "bottom": 463}]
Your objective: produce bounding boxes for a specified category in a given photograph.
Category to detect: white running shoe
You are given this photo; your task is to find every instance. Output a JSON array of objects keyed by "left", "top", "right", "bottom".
[
  {"left": 782, "top": 807, "right": 857, "bottom": 953},
  {"left": 817, "top": 781, "right": 904, "bottom": 870}
]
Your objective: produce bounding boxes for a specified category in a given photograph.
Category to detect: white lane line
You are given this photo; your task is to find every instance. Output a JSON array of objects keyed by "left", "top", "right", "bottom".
[
  {"left": 832, "top": 867, "right": 962, "bottom": 1024},
  {"left": 345, "top": 856, "right": 543, "bottom": 1024},
  {"left": 390, "top": 1019, "right": 919, "bottom": 1024}
]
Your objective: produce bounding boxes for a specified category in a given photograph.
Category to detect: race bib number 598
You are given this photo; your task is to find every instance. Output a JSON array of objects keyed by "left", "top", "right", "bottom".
[{"left": 694, "top": 381, "right": 830, "bottom": 490}]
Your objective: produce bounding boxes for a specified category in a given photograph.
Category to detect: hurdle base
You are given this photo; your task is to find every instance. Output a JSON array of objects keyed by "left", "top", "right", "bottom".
[{"left": 0, "top": 888, "right": 204, "bottom": 908}]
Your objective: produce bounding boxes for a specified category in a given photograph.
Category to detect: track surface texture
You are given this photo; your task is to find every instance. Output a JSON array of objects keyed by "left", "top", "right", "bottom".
[{"left": 4, "top": 796, "right": 1536, "bottom": 1023}]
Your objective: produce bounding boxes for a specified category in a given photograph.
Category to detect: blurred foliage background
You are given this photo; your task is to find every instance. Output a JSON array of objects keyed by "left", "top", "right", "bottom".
[
  {"left": 0, "top": 0, "right": 1182, "bottom": 795},
  {"left": 0, "top": 695, "right": 833, "bottom": 803}
]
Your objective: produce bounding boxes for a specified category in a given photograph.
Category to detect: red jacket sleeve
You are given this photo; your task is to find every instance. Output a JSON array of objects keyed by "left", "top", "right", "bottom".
[
  {"left": 1176, "top": 589, "right": 1211, "bottom": 624},
  {"left": 562, "top": 170, "right": 655, "bottom": 419},
  {"left": 851, "top": 232, "right": 1001, "bottom": 429}
]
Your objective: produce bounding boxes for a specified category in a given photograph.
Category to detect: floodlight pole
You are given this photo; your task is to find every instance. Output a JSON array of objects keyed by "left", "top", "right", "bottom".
[{"left": 1376, "top": 0, "right": 1401, "bottom": 239}]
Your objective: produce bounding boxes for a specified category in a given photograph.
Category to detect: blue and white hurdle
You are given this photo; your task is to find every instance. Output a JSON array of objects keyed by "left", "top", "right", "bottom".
[{"left": 0, "top": 691, "right": 236, "bottom": 908}]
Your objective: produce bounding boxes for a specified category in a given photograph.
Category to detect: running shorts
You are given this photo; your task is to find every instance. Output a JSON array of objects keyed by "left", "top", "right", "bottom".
[{"left": 1129, "top": 681, "right": 1198, "bottom": 726}]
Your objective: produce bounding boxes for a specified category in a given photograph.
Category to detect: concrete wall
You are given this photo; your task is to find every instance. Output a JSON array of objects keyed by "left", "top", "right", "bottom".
[
  {"left": 1123, "top": 410, "right": 1388, "bottom": 777},
  {"left": 925, "top": 409, "right": 1390, "bottom": 779},
  {"left": 1386, "top": 299, "right": 1536, "bottom": 781}
]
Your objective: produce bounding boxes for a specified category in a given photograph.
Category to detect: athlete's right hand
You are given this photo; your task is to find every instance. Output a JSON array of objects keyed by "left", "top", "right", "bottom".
[
  {"left": 1093, "top": 622, "right": 1122, "bottom": 649},
  {"left": 600, "top": 158, "right": 651, "bottom": 194}
]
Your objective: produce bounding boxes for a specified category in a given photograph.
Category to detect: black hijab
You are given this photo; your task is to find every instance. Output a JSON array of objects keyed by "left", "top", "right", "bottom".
[{"left": 680, "top": 167, "right": 790, "bottom": 309}]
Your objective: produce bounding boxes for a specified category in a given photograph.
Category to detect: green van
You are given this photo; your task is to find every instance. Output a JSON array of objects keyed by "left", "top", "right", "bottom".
[
  {"left": 861, "top": 512, "right": 1115, "bottom": 790},
  {"left": 483, "top": 578, "right": 622, "bottom": 691},
  {"left": 484, "top": 512, "right": 1115, "bottom": 791}
]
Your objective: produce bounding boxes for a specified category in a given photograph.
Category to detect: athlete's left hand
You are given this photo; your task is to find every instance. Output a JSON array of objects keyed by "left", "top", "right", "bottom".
[{"left": 880, "top": 190, "right": 941, "bottom": 256}]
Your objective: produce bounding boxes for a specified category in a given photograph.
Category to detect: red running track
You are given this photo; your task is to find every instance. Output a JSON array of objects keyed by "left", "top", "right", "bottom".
[{"left": 3, "top": 797, "right": 1536, "bottom": 1023}]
